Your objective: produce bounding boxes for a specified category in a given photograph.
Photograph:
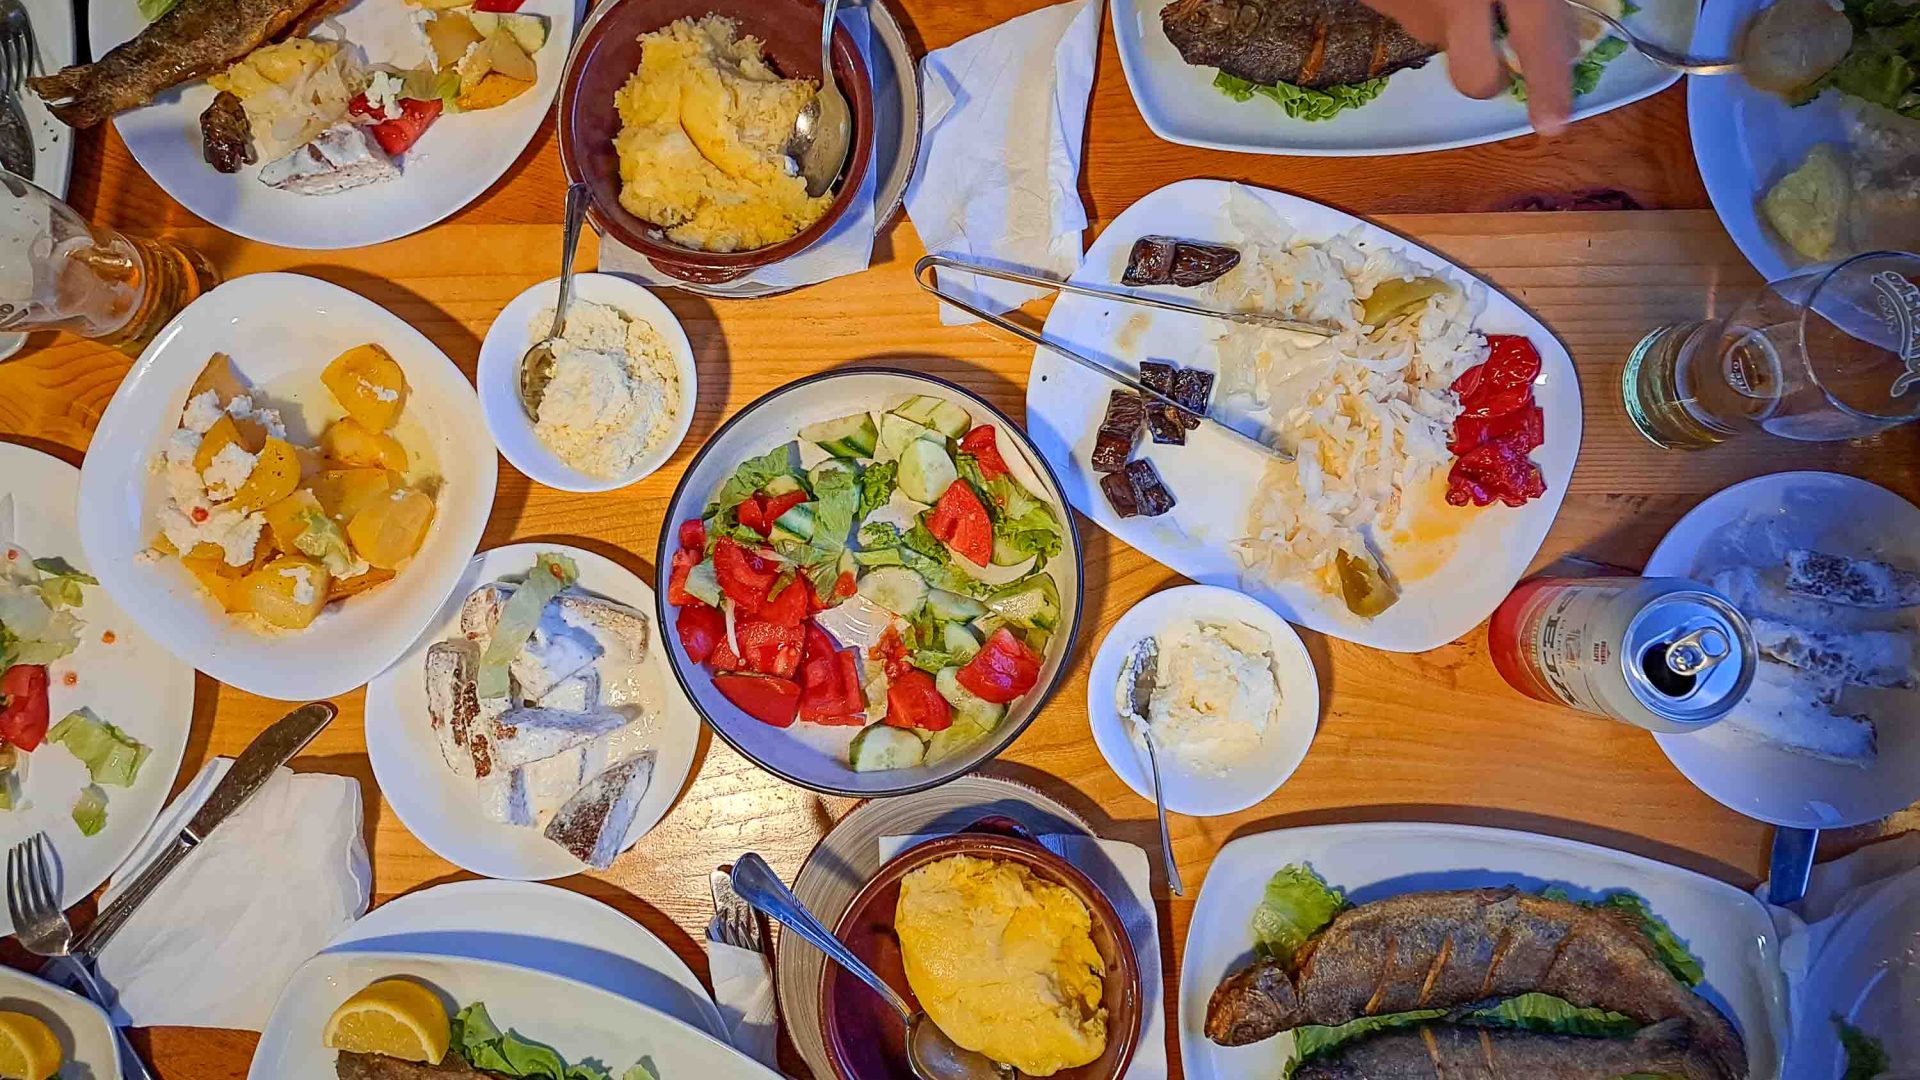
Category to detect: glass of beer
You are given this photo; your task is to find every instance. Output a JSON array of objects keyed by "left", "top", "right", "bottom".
[
  {"left": 1621, "top": 251, "right": 1920, "bottom": 449},
  {"left": 0, "top": 169, "right": 219, "bottom": 360}
]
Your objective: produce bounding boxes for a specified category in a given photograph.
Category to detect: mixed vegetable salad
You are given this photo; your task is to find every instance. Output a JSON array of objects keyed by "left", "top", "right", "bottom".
[{"left": 666, "top": 394, "right": 1068, "bottom": 773}]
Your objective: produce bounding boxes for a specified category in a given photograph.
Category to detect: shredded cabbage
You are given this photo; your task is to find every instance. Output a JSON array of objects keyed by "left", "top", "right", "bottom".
[{"left": 477, "top": 554, "right": 580, "bottom": 699}]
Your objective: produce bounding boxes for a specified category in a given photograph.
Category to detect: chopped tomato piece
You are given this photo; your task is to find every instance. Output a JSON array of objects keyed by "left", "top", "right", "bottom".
[
  {"left": 667, "top": 547, "right": 700, "bottom": 606},
  {"left": 0, "top": 665, "right": 49, "bottom": 751},
  {"left": 955, "top": 628, "right": 1041, "bottom": 705},
  {"left": 927, "top": 481, "right": 994, "bottom": 567},
  {"left": 347, "top": 95, "right": 442, "bottom": 157},
  {"left": 958, "top": 425, "right": 1010, "bottom": 481},
  {"left": 678, "top": 518, "right": 707, "bottom": 550},
  {"left": 797, "top": 626, "right": 866, "bottom": 723},
  {"left": 885, "top": 668, "right": 952, "bottom": 731},
  {"left": 759, "top": 576, "right": 813, "bottom": 628},
  {"left": 832, "top": 570, "right": 857, "bottom": 601},
  {"left": 472, "top": 0, "right": 525, "bottom": 9},
  {"left": 762, "top": 490, "right": 808, "bottom": 528},
  {"left": 713, "top": 674, "right": 799, "bottom": 728},
  {"left": 735, "top": 619, "right": 804, "bottom": 678},
  {"left": 713, "top": 538, "right": 777, "bottom": 614},
  {"left": 675, "top": 603, "right": 724, "bottom": 664},
  {"left": 708, "top": 635, "right": 747, "bottom": 672},
  {"left": 803, "top": 622, "right": 839, "bottom": 660},
  {"left": 736, "top": 495, "right": 770, "bottom": 537},
  {"left": 870, "top": 626, "right": 915, "bottom": 680}
]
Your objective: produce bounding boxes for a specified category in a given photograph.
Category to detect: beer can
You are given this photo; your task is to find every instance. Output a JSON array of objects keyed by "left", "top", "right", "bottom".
[{"left": 1488, "top": 576, "right": 1755, "bottom": 732}]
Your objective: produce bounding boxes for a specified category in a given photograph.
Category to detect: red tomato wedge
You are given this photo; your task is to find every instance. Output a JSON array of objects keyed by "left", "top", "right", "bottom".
[
  {"left": 735, "top": 619, "right": 804, "bottom": 678},
  {"left": 346, "top": 95, "right": 442, "bottom": 157},
  {"left": 885, "top": 668, "right": 952, "bottom": 731},
  {"left": 678, "top": 518, "right": 707, "bottom": 550},
  {"left": 759, "top": 576, "right": 813, "bottom": 628},
  {"left": 0, "top": 665, "right": 50, "bottom": 751},
  {"left": 666, "top": 547, "right": 700, "bottom": 607},
  {"left": 955, "top": 628, "right": 1041, "bottom": 704},
  {"left": 927, "top": 481, "right": 993, "bottom": 566},
  {"left": 472, "top": 0, "right": 525, "bottom": 9},
  {"left": 713, "top": 673, "right": 799, "bottom": 728},
  {"left": 675, "top": 603, "right": 723, "bottom": 664},
  {"left": 958, "top": 425, "right": 1010, "bottom": 481},
  {"left": 713, "top": 538, "right": 777, "bottom": 614}
]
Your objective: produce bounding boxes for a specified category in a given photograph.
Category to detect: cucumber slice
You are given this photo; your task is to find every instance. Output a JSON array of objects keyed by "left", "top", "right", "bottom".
[
  {"left": 935, "top": 666, "right": 1007, "bottom": 726},
  {"left": 927, "top": 400, "right": 972, "bottom": 439},
  {"left": 897, "top": 439, "right": 957, "bottom": 503},
  {"left": 857, "top": 566, "right": 928, "bottom": 617},
  {"left": 497, "top": 11, "right": 548, "bottom": 52},
  {"left": 763, "top": 475, "right": 806, "bottom": 498},
  {"left": 850, "top": 724, "right": 926, "bottom": 772},
  {"left": 770, "top": 501, "right": 816, "bottom": 543},
  {"left": 875, "top": 413, "right": 939, "bottom": 464},
  {"left": 891, "top": 395, "right": 944, "bottom": 427},
  {"left": 941, "top": 621, "right": 981, "bottom": 662},
  {"left": 925, "top": 714, "right": 995, "bottom": 764},
  {"left": 800, "top": 413, "right": 879, "bottom": 458},
  {"left": 991, "top": 534, "right": 1031, "bottom": 567},
  {"left": 683, "top": 559, "right": 721, "bottom": 607},
  {"left": 985, "top": 574, "right": 1060, "bottom": 631},
  {"left": 926, "top": 588, "right": 987, "bottom": 622}
]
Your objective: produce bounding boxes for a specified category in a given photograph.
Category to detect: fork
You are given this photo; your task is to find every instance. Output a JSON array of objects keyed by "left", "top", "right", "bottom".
[
  {"left": 708, "top": 866, "right": 763, "bottom": 951},
  {"left": 0, "top": 0, "right": 32, "bottom": 100},
  {"left": 7, "top": 834, "right": 156, "bottom": 1080},
  {"left": 1561, "top": 0, "right": 1741, "bottom": 76}
]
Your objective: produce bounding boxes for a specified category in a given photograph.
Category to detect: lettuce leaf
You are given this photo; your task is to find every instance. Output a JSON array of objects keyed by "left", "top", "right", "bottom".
[
  {"left": 449, "top": 1002, "right": 655, "bottom": 1080},
  {"left": 71, "top": 786, "right": 107, "bottom": 837},
  {"left": 1250, "top": 864, "right": 1345, "bottom": 965},
  {"left": 1539, "top": 888, "right": 1703, "bottom": 987},
  {"left": 477, "top": 553, "right": 579, "bottom": 699},
  {"left": 1288, "top": 995, "right": 1663, "bottom": 1076},
  {"left": 1288, "top": 1010, "right": 1445, "bottom": 1075},
  {"left": 705, "top": 446, "right": 799, "bottom": 520},
  {"left": 1215, "top": 71, "right": 1390, "bottom": 121},
  {"left": 987, "top": 474, "right": 1062, "bottom": 563},
  {"left": 1838, "top": 1018, "right": 1890, "bottom": 1080},
  {"left": 137, "top": 0, "right": 177, "bottom": 22},
  {"left": 28, "top": 557, "right": 96, "bottom": 611},
  {"left": 47, "top": 709, "right": 150, "bottom": 787},
  {"left": 857, "top": 461, "right": 897, "bottom": 520}
]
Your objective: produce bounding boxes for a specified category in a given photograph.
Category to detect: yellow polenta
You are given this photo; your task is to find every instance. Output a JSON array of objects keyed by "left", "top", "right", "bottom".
[
  {"left": 895, "top": 855, "right": 1108, "bottom": 1077},
  {"left": 613, "top": 16, "right": 832, "bottom": 252}
]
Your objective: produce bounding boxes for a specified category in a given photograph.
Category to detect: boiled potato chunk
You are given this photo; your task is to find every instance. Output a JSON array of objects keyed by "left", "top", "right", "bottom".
[
  {"left": 263, "top": 489, "right": 326, "bottom": 554},
  {"left": 241, "top": 556, "right": 332, "bottom": 630},
  {"left": 426, "top": 13, "right": 485, "bottom": 79},
  {"left": 189, "top": 353, "right": 249, "bottom": 408},
  {"left": 320, "top": 418, "right": 409, "bottom": 472},
  {"left": 322, "top": 344, "right": 409, "bottom": 432},
  {"left": 182, "top": 555, "right": 244, "bottom": 611},
  {"left": 348, "top": 490, "right": 436, "bottom": 570},
  {"left": 230, "top": 437, "right": 302, "bottom": 512},
  {"left": 457, "top": 71, "right": 534, "bottom": 111},
  {"left": 193, "top": 414, "right": 268, "bottom": 473},
  {"left": 308, "top": 469, "right": 400, "bottom": 528}
]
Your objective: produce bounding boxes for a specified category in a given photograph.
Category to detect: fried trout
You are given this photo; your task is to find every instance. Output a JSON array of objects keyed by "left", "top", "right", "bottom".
[
  {"left": 1204, "top": 888, "right": 1746, "bottom": 1080},
  {"left": 1292, "top": 1018, "right": 1725, "bottom": 1080},
  {"left": 28, "top": 0, "right": 324, "bottom": 129},
  {"left": 1159, "top": 0, "right": 1437, "bottom": 89},
  {"left": 336, "top": 1051, "right": 509, "bottom": 1079}
]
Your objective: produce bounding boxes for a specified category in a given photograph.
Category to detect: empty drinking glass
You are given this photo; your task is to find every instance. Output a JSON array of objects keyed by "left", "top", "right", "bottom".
[{"left": 1621, "top": 251, "right": 1920, "bottom": 448}]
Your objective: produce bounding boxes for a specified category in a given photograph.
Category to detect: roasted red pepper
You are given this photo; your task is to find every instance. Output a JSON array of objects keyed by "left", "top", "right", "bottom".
[
  {"left": 1447, "top": 337, "right": 1548, "bottom": 509},
  {"left": 0, "top": 665, "right": 50, "bottom": 751},
  {"left": 884, "top": 668, "right": 952, "bottom": 731},
  {"left": 926, "top": 481, "right": 994, "bottom": 567},
  {"left": 713, "top": 673, "right": 800, "bottom": 728},
  {"left": 675, "top": 603, "right": 724, "bottom": 664},
  {"left": 958, "top": 425, "right": 1010, "bottom": 481},
  {"left": 955, "top": 628, "right": 1041, "bottom": 705}
]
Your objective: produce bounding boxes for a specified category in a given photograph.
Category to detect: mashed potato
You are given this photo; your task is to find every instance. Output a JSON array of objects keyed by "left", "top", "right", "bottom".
[
  {"left": 895, "top": 855, "right": 1108, "bottom": 1077},
  {"left": 613, "top": 16, "right": 832, "bottom": 252}
]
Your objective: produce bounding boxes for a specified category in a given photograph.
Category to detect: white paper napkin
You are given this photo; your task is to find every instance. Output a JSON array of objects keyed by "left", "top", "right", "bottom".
[
  {"left": 905, "top": 0, "right": 1103, "bottom": 326},
  {"left": 704, "top": 939, "right": 778, "bottom": 1068},
  {"left": 80, "top": 759, "right": 370, "bottom": 1030},
  {"left": 599, "top": 7, "right": 880, "bottom": 291},
  {"left": 878, "top": 831, "right": 1168, "bottom": 1080}
]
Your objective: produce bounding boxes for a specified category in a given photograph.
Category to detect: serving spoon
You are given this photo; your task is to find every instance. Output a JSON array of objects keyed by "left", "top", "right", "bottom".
[
  {"left": 730, "top": 854, "right": 1012, "bottom": 1080},
  {"left": 1122, "top": 637, "right": 1182, "bottom": 897},
  {"left": 517, "top": 181, "right": 591, "bottom": 422},
  {"left": 791, "top": 0, "right": 851, "bottom": 198}
]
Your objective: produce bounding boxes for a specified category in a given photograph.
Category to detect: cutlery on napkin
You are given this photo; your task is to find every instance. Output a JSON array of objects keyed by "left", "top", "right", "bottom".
[{"left": 705, "top": 865, "right": 779, "bottom": 1068}]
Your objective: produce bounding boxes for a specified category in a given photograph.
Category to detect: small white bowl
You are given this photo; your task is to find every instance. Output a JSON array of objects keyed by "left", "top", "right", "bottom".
[
  {"left": 477, "top": 273, "right": 697, "bottom": 492},
  {"left": 1087, "top": 584, "right": 1320, "bottom": 817}
]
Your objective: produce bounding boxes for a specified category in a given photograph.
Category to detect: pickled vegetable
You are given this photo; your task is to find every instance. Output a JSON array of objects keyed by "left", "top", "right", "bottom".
[
  {"left": 262, "top": 489, "right": 326, "bottom": 554},
  {"left": 241, "top": 555, "right": 332, "bottom": 629},
  {"left": 1335, "top": 548, "right": 1400, "bottom": 618},
  {"left": 321, "top": 344, "right": 409, "bottom": 432},
  {"left": 320, "top": 418, "right": 409, "bottom": 471},
  {"left": 1361, "top": 277, "right": 1450, "bottom": 326},
  {"left": 347, "top": 489, "right": 436, "bottom": 569},
  {"left": 1744, "top": 0, "right": 1853, "bottom": 97},
  {"left": 230, "top": 437, "right": 302, "bottom": 512},
  {"left": 188, "top": 353, "right": 249, "bottom": 407}
]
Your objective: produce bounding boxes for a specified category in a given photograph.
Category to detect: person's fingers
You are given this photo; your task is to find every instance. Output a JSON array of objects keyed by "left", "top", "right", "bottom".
[
  {"left": 1362, "top": 0, "right": 1447, "bottom": 45},
  {"left": 1442, "top": 1, "right": 1508, "bottom": 100},
  {"left": 1505, "top": 0, "right": 1578, "bottom": 134}
]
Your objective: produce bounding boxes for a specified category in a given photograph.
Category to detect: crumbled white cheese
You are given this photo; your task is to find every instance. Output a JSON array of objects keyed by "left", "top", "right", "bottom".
[
  {"left": 1133, "top": 619, "right": 1281, "bottom": 778},
  {"left": 530, "top": 300, "right": 681, "bottom": 479},
  {"left": 164, "top": 429, "right": 202, "bottom": 467},
  {"left": 364, "top": 70, "right": 406, "bottom": 121},
  {"left": 227, "top": 394, "right": 286, "bottom": 438},
  {"left": 181, "top": 390, "right": 224, "bottom": 434},
  {"left": 202, "top": 443, "right": 258, "bottom": 501},
  {"left": 280, "top": 564, "right": 316, "bottom": 605},
  {"left": 159, "top": 504, "right": 265, "bottom": 567},
  {"left": 361, "top": 376, "right": 399, "bottom": 403}
]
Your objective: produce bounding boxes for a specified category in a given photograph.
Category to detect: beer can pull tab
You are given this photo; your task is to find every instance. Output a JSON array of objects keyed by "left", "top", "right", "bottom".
[{"left": 1665, "top": 626, "right": 1731, "bottom": 677}]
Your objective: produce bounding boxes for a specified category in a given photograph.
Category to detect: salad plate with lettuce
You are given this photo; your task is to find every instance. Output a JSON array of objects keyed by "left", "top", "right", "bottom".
[
  {"left": 656, "top": 370, "right": 1081, "bottom": 797},
  {"left": 0, "top": 445, "right": 193, "bottom": 934}
]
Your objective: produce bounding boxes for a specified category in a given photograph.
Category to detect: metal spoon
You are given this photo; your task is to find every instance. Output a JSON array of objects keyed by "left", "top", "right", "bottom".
[
  {"left": 730, "top": 854, "right": 1011, "bottom": 1080},
  {"left": 1561, "top": 0, "right": 1741, "bottom": 76},
  {"left": 791, "top": 0, "right": 851, "bottom": 199},
  {"left": 517, "top": 181, "right": 591, "bottom": 422},
  {"left": 1121, "top": 637, "right": 1182, "bottom": 896}
]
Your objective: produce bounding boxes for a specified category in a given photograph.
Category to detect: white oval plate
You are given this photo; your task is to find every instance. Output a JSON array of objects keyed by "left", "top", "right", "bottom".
[
  {"left": 1784, "top": 864, "right": 1920, "bottom": 1076},
  {"left": 364, "top": 543, "right": 701, "bottom": 879},
  {"left": 325, "top": 878, "right": 725, "bottom": 1040},
  {"left": 92, "top": 0, "right": 577, "bottom": 250},
  {"left": 249, "top": 950, "right": 779, "bottom": 1079},
  {"left": 77, "top": 272, "right": 495, "bottom": 701},
  {"left": 1645, "top": 471, "right": 1920, "bottom": 830},
  {"left": 0, "top": 966, "right": 120, "bottom": 1080},
  {"left": 1111, "top": 0, "right": 1695, "bottom": 157},
  {"left": 1179, "top": 822, "right": 1787, "bottom": 1080},
  {"left": 1085, "top": 584, "right": 1318, "bottom": 816},
  {"left": 476, "top": 274, "right": 697, "bottom": 493},
  {"left": 1027, "top": 179, "right": 1580, "bottom": 653},
  {"left": 0, "top": 444, "right": 192, "bottom": 936}
]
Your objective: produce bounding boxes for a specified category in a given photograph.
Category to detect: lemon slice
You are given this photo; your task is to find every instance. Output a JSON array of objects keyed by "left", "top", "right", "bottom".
[
  {"left": 321, "top": 978, "right": 450, "bottom": 1065},
  {"left": 0, "top": 1011, "right": 63, "bottom": 1080}
]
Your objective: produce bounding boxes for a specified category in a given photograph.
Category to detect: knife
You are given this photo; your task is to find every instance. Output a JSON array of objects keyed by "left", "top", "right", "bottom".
[{"left": 73, "top": 701, "right": 337, "bottom": 958}]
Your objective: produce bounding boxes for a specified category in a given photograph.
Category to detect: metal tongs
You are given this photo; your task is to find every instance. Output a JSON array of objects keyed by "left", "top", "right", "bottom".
[{"left": 913, "top": 254, "right": 1339, "bottom": 464}]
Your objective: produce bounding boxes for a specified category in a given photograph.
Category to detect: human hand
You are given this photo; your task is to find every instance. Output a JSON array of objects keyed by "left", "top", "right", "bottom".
[{"left": 1363, "top": 0, "right": 1578, "bottom": 135}]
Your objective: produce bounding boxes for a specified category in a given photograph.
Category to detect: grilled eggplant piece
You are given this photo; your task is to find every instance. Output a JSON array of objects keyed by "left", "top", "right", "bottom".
[
  {"left": 1139, "top": 361, "right": 1198, "bottom": 444},
  {"left": 200, "top": 90, "right": 254, "bottom": 173},
  {"left": 1203, "top": 888, "right": 1746, "bottom": 1080},
  {"left": 1093, "top": 390, "right": 1146, "bottom": 472},
  {"left": 1160, "top": 0, "right": 1438, "bottom": 90},
  {"left": 1102, "top": 470, "right": 1142, "bottom": 518},
  {"left": 1123, "top": 235, "right": 1242, "bottom": 287},
  {"left": 1171, "top": 367, "right": 1216, "bottom": 414},
  {"left": 1291, "top": 1018, "right": 1726, "bottom": 1080},
  {"left": 1126, "top": 459, "right": 1177, "bottom": 517}
]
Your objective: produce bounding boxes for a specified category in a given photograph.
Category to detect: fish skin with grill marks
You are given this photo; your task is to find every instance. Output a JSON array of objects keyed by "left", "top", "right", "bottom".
[
  {"left": 1203, "top": 888, "right": 1747, "bottom": 1080},
  {"left": 336, "top": 1051, "right": 511, "bottom": 1080},
  {"left": 1290, "top": 1018, "right": 1726, "bottom": 1080},
  {"left": 1159, "top": 0, "right": 1437, "bottom": 90}
]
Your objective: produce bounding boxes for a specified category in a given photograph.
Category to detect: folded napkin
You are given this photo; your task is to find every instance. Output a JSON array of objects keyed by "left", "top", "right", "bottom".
[
  {"left": 905, "top": 0, "right": 1103, "bottom": 326},
  {"left": 704, "top": 939, "right": 778, "bottom": 1068},
  {"left": 879, "top": 831, "right": 1168, "bottom": 1080},
  {"left": 81, "top": 759, "right": 370, "bottom": 1030},
  {"left": 599, "top": 6, "right": 879, "bottom": 291}
]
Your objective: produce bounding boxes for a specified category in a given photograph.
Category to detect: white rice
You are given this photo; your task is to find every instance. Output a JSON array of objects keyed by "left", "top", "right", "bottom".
[{"left": 1211, "top": 188, "right": 1488, "bottom": 593}]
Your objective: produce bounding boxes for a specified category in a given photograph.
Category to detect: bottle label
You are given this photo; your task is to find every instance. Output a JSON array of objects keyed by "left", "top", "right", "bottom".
[{"left": 1871, "top": 270, "right": 1920, "bottom": 396}]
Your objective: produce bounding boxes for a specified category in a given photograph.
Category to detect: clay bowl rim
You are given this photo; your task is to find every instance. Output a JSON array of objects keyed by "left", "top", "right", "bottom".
[{"left": 817, "top": 832, "right": 1144, "bottom": 1080}]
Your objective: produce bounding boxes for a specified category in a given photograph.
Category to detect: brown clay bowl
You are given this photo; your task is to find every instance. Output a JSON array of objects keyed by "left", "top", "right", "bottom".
[
  {"left": 558, "top": 0, "right": 875, "bottom": 285},
  {"left": 820, "top": 828, "right": 1142, "bottom": 1080}
]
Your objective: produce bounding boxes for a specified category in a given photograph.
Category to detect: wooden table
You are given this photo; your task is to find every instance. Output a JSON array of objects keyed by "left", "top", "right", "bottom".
[{"left": 4, "top": 1, "right": 1918, "bottom": 1075}]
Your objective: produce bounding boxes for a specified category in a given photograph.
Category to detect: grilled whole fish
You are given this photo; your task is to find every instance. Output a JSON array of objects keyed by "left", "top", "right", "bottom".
[
  {"left": 336, "top": 1051, "right": 509, "bottom": 1079},
  {"left": 1291, "top": 1018, "right": 1724, "bottom": 1080},
  {"left": 1204, "top": 888, "right": 1746, "bottom": 1080},
  {"left": 1159, "top": 0, "right": 1437, "bottom": 89},
  {"left": 28, "top": 0, "right": 324, "bottom": 128}
]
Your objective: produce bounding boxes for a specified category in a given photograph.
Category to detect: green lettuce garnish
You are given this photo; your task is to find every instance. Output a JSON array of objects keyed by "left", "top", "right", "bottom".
[
  {"left": 450, "top": 1002, "right": 649, "bottom": 1080},
  {"left": 28, "top": 557, "right": 96, "bottom": 611},
  {"left": 1838, "top": 1018, "right": 1890, "bottom": 1080},
  {"left": 477, "top": 554, "right": 580, "bottom": 699},
  {"left": 1214, "top": 71, "right": 1390, "bottom": 121},
  {"left": 1541, "top": 887, "right": 1703, "bottom": 987},
  {"left": 1249, "top": 864, "right": 1345, "bottom": 965},
  {"left": 47, "top": 709, "right": 149, "bottom": 787},
  {"left": 705, "top": 446, "right": 798, "bottom": 520},
  {"left": 986, "top": 474, "right": 1062, "bottom": 564},
  {"left": 71, "top": 786, "right": 107, "bottom": 837},
  {"left": 857, "top": 461, "right": 898, "bottom": 520},
  {"left": 137, "top": 0, "right": 178, "bottom": 22}
]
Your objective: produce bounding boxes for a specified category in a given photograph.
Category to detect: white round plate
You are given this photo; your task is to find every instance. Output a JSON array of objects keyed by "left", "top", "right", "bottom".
[
  {"left": 326, "top": 878, "right": 725, "bottom": 1040},
  {"left": 365, "top": 542, "right": 701, "bottom": 879},
  {"left": 0, "top": 444, "right": 192, "bottom": 936},
  {"left": 249, "top": 951, "right": 776, "bottom": 1079},
  {"left": 77, "top": 272, "right": 495, "bottom": 701},
  {"left": 0, "top": 966, "right": 121, "bottom": 1079},
  {"left": 1027, "top": 179, "right": 1580, "bottom": 653},
  {"left": 92, "top": 0, "right": 576, "bottom": 250},
  {"left": 477, "top": 274, "right": 697, "bottom": 492},
  {"left": 1645, "top": 471, "right": 1920, "bottom": 829},
  {"left": 1784, "top": 867, "right": 1920, "bottom": 1076},
  {"left": 1086, "top": 584, "right": 1318, "bottom": 816},
  {"left": 1111, "top": 0, "right": 1695, "bottom": 156}
]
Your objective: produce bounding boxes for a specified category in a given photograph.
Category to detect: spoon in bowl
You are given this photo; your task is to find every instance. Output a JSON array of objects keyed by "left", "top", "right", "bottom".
[
  {"left": 730, "top": 854, "right": 1012, "bottom": 1080},
  {"left": 517, "top": 181, "right": 592, "bottom": 422},
  {"left": 791, "top": 0, "right": 851, "bottom": 199}
]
